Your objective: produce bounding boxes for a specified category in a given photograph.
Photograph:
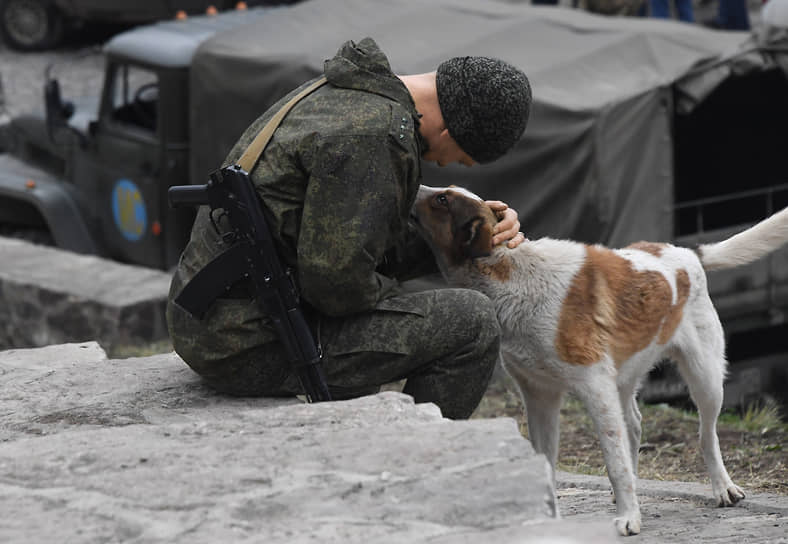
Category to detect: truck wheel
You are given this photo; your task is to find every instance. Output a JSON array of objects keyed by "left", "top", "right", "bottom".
[
  {"left": 0, "top": 0, "right": 64, "bottom": 51},
  {"left": 0, "top": 224, "right": 54, "bottom": 246}
]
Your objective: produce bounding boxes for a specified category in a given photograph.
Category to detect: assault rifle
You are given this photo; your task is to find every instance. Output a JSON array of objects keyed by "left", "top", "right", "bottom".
[{"left": 168, "top": 165, "right": 332, "bottom": 403}]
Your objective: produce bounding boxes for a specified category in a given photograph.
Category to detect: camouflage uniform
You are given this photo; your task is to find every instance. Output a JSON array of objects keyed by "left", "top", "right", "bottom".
[{"left": 166, "top": 38, "right": 500, "bottom": 419}]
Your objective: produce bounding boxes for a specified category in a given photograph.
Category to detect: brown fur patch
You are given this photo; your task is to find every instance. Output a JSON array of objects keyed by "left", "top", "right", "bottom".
[
  {"left": 475, "top": 255, "right": 513, "bottom": 282},
  {"left": 555, "top": 246, "right": 687, "bottom": 367},
  {"left": 627, "top": 241, "right": 666, "bottom": 258}
]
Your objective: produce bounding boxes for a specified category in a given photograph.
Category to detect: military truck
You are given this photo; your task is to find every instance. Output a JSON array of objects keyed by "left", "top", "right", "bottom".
[
  {"left": 0, "top": 0, "right": 300, "bottom": 51},
  {"left": 0, "top": 6, "right": 282, "bottom": 269}
]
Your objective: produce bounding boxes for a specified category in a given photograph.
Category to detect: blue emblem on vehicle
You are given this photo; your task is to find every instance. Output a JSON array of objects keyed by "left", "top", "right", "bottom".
[{"left": 112, "top": 179, "right": 147, "bottom": 242}]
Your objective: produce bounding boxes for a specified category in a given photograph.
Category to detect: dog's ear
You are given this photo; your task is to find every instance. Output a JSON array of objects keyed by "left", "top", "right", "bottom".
[
  {"left": 447, "top": 192, "right": 495, "bottom": 259},
  {"left": 459, "top": 217, "right": 494, "bottom": 258}
]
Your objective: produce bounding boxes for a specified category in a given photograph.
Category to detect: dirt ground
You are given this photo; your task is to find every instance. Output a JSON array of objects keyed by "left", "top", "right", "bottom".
[
  {"left": 473, "top": 367, "right": 788, "bottom": 496},
  {"left": 555, "top": 471, "right": 788, "bottom": 543}
]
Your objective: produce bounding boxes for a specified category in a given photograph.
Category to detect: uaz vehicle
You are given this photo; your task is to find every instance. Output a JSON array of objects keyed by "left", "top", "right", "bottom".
[{"left": 0, "top": 6, "right": 281, "bottom": 269}]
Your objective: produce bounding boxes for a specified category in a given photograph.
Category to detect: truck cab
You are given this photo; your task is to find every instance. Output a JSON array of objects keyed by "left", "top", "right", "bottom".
[
  {"left": 0, "top": 8, "right": 271, "bottom": 269},
  {"left": 72, "top": 29, "right": 194, "bottom": 269}
]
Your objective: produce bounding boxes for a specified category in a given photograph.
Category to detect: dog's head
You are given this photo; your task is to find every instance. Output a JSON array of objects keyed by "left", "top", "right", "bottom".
[{"left": 410, "top": 185, "right": 499, "bottom": 268}]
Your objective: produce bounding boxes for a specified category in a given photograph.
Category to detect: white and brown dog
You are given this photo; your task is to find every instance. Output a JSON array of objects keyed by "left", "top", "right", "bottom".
[{"left": 411, "top": 184, "right": 788, "bottom": 536}]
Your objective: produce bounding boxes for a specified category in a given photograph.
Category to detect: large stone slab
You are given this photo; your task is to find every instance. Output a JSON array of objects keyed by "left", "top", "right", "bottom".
[
  {"left": 0, "top": 340, "right": 108, "bottom": 368},
  {"left": 0, "top": 236, "right": 171, "bottom": 351},
  {"left": 0, "top": 343, "right": 582, "bottom": 543}
]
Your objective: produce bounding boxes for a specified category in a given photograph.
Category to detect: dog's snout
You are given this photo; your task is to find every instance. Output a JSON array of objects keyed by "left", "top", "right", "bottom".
[{"left": 411, "top": 185, "right": 439, "bottom": 222}]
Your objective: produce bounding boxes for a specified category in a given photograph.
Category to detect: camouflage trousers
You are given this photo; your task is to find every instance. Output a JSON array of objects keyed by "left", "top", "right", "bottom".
[{"left": 178, "top": 288, "right": 501, "bottom": 420}]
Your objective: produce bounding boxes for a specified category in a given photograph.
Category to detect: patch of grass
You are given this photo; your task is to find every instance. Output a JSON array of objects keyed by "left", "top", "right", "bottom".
[{"left": 719, "top": 399, "right": 787, "bottom": 435}]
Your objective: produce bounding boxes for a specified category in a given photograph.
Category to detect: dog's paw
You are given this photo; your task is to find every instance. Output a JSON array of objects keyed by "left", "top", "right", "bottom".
[
  {"left": 716, "top": 484, "right": 745, "bottom": 506},
  {"left": 614, "top": 513, "right": 641, "bottom": 536}
]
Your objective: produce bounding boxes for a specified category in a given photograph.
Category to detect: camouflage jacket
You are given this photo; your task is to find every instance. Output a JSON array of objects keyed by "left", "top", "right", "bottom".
[{"left": 167, "top": 38, "right": 434, "bottom": 362}]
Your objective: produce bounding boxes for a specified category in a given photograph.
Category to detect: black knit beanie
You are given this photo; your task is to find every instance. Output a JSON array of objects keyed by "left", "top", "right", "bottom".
[{"left": 436, "top": 56, "right": 532, "bottom": 164}]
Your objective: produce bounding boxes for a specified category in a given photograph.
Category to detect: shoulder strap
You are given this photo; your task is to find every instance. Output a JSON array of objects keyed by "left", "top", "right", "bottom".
[{"left": 236, "top": 76, "right": 328, "bottom": 173}]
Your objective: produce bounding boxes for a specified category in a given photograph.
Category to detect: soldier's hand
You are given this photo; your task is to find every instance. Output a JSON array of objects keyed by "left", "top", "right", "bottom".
[{"left": 486, "top": 200, "right": 525, "bottom": 249}]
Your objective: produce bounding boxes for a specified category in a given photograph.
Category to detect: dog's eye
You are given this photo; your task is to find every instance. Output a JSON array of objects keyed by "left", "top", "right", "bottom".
[{"left": 436, "top": 194, "right": 449, "bottom": 206}]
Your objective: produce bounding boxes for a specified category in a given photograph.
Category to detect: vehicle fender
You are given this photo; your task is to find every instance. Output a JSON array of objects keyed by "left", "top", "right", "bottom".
[{"left": 0, "top": 155, "right": 98, "bottom": 254}]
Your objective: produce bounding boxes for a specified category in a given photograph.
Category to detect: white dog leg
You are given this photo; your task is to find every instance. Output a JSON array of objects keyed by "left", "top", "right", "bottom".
[
  {"left": 505, "top": 361, "right": 563, "bottom": 472},
  {"left": 620, "top": 391, "right": 642, "bottom": 477},
  {"left": 675, "top": 350, "right": 745, "bottom": 506},
  {"left": 523, "top": 382, "right": 563, "bottom": 474},
  {"left": 576, "top": 373, "right": 641, "bottom": 536}
]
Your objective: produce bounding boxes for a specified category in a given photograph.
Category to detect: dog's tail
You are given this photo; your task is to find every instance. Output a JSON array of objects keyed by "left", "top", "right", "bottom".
[{"left": 698, "top": 206, "right": 788, "bottom": 271}]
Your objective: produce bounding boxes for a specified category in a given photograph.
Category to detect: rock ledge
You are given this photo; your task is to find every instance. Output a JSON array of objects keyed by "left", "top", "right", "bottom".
[{"left": 0, "top": 342, "right": 611, "bottom": 543}]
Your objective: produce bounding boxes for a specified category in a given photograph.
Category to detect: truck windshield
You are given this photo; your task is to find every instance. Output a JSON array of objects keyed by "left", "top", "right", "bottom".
[{"left": 109, "top": 64, "right": 159, "bottom": 133}]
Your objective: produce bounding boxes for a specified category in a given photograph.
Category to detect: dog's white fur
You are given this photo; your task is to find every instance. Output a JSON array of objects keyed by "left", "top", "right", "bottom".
[{"left": 411, "top": 184, "right": 788, "bottom": 536}]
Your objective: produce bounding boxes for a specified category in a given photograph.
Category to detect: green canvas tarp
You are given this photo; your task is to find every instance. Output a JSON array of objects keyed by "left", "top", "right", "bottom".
[{"left": 189, "top": 0, "right": 788, "bottom": 246}]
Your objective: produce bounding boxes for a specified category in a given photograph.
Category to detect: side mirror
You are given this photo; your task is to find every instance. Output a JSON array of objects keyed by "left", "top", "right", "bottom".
[{"left": 44, "top": 78, "right": 74, "bottom": 143}]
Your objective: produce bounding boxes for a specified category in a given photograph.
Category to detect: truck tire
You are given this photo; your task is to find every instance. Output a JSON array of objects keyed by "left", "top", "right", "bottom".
[
  {"left": 0, "top": 224, "right": 54, "bottom": 245},
  {"left": 0, "top": 0, "right": 64, "bottom": 51}
]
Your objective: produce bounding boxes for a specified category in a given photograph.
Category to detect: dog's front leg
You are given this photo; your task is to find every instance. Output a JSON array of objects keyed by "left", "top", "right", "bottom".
[
  {"left": 524, "top": 391, "right": 563, "bottom": 477},
  {"left": 502, "top": 358, "right": 563, "bottom": 471},
  {"left": 522, "top": 378, "right": 563, "bottom": 474},
  {"left": 575, "top": 369, "right": 641, "bottom": 536}
]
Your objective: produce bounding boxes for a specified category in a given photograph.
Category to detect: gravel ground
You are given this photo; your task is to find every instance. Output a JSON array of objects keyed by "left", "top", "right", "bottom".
[{"left": 557, "top": 471, "right": 788, "bottom": 543}]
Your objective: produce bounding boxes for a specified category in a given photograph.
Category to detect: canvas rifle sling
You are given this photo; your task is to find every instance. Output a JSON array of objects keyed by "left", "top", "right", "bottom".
[{"left": 236, "top": 76, "right": 328, "bottom": 172}]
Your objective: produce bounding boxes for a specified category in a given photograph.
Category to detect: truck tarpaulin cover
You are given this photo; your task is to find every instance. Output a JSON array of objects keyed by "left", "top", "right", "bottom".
[{"left": 190, "top": 0, "right": 788, "bottom": 246}]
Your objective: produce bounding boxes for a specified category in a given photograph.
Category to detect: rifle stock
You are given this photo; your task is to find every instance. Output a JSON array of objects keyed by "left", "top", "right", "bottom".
[{"left": 168, "top": 165, "right": 332, "bottom": 403}]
